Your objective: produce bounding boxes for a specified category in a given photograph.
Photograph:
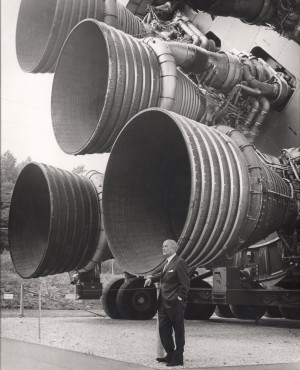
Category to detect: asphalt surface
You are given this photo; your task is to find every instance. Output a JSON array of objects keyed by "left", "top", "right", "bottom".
[{"left": 1, "top": 338, "right": 300, "bottom": 370}]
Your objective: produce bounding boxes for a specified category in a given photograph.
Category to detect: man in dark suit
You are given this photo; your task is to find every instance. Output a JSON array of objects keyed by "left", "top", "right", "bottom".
[{"left": 144, "top": 239, "right": 190, "bottom": 367}]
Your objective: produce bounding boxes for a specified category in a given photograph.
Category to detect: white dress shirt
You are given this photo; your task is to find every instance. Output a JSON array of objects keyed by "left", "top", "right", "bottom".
[{"left": 166, "top": 253, "right": 176, "bottom": 266}]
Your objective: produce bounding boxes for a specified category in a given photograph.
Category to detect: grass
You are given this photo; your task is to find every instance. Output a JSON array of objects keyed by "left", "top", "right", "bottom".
[{"left": 1, "top": 251, "right": 123, "bottom": 311}]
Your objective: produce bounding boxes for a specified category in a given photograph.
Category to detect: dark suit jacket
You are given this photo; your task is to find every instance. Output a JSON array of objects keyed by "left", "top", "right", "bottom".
[{"left": 152, "top": 255, "right": 190, "bottom": 309}]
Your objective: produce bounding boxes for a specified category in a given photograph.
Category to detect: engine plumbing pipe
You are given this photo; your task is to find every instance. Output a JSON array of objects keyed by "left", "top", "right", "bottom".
[
  {"left": 51, "top": 20, "right": 206, "bottom": 155},
  {"left": 176, "top": 16, "right": 210, "bottom": 49},
  {"left": 239, "top": 97, "right": 260, "bottom": 135},
  {"left": 177, "top": 18, "right": 201, "bottom": 45},
  {"left": 16, "top": 0, "right": 144, "bottom": 73},
  {"left": 247, "top": 96, "right": 271, "bottom": 142},
  {"left": 187, "top": 21, "right": 209, "bottom": 48},
  {"left": 102, "top": 108, "right": 297, "bottom": 275},
  {"left": 166, "top": 42, "right": 243, "bottom": 89},
  {"left": 8, "top": 163, "right": 111, "bottom": 279},
  {"left": 242, "top": 65, "right": 279, "bottom": 98},
  {"left": 51, "top": 20, "right": 284, "bottom": 155},
  {"left": 104, "top": 0, "right": 118, "bottom": 28},
  {"left": 174, "top": 12, "right": 210, "bottom": 49}
]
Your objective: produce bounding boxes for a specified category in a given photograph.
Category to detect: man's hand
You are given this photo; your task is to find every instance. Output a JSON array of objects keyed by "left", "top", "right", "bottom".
[{"left": 144, "top": 275, "right": 152, "bottom": 287}]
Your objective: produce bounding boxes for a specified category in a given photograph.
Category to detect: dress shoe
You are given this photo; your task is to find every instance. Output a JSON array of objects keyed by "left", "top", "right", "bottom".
[
  {"left": 166, "top": 351, "right": 183, "bottom": 366},
  {"left": 166, "top": 359, "right": 183, "bottom": 367},
  {"left": 156, "top": 352, "right": 173, "bottom": 363}
]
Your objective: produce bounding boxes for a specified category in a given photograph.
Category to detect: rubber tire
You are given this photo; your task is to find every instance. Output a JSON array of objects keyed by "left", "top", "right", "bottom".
[
  {"left": 184, "top": 279, "right": 216, "bottom": 320},
  {"left": 279, "top": 306, "right": 300, "bottom": 320},
  {"left": 102, "top": 278, "right": 125, "bottom": 319},
  {"left": 265, "top": 306, "right": 283, "bottom": 318},
  {"left": 230, "top": 304, "right": 266, "bottom": 320},
  {"left": 116, "top": 278, "right": 157, "bottom": 320},
  {"left": 215, "top": 304, "right": 235, "bottom": 318}
]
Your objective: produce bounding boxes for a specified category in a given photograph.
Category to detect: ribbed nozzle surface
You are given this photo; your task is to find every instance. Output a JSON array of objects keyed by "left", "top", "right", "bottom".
[
  {"left": 16, "top": 0, "right": 144, "bottom": 73},
  {"left": 8, "top": 163, "right": 100, "bottom": 278},
  {"left": 103, "top": 109, "right": 296, "bottom": 275},
  {"left": 16, "top": 0, "right": 105, "bottom": 73},
  {"left": 51, "top": 20, "right": 206, "bottom": 155},
  {"left": 51, "top": 20, "right": 160, "bottom": 154},
  {"left": 16, "top": 0, "right": 57, "bottom": 72}
]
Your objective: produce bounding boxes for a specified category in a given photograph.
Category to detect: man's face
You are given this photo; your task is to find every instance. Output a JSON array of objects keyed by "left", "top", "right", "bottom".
[{"left": 162, "top": 243, "right": 175, "bottom": 258}]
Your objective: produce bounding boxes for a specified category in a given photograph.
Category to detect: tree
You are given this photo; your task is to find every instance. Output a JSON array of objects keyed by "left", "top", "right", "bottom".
[
  {"left": 1, "top": 150, "right": 18, "bottom": 183},
  {"left": 16, "top": 156, "right": 32, "bottom": 175},
  {"left": 0, "top": 229, "right": 8, "bottom": 253},
  {"left": 0, "top": 151, "right": 32, "bottom": 252},
  {"left": 0, "top": 181, "right": 14, "bottom": 227},
  {"left": 72, "top": 164, "right": 85, "bottom": 175},
  {"left": 1, "top": 151, "right": 18, "bottom": 232}
]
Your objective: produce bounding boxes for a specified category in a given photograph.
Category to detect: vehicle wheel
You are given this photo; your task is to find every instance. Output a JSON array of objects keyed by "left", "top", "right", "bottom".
[
  {"left": 184, "top": 279, "right": 215, "bottom": 320},
  {"left": 102, "top": 278, "right": 125, "bottom": 319},
  {"left": 279, "top": 306, "right": 300, "bottom": 320},
  {"left": 265, "top": 306, "right": 282, "bottom": 318},
  {"left": 215, "top": 304, "right": 234, "bottom": 318},
  {"left": 116, "top": 278, "right": 157, "bottom": 320},
  {"left": 230, "top": 304, "right": 266, "bottom": 320}
]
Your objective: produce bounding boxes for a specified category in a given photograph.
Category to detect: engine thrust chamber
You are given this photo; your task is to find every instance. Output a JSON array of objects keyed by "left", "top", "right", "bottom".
[{"left": 102, "top": 108, "right": 297, "bottom": 275}]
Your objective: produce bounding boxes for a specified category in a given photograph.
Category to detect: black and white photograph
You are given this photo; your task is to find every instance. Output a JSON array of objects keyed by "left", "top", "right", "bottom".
[{"left": 1, "top": 1, "right": 300, "bottom": 369}]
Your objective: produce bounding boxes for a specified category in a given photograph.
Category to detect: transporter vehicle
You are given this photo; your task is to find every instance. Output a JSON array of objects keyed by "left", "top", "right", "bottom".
[{"left": 8, "top": 0, "right": 300, "bottom": 321}]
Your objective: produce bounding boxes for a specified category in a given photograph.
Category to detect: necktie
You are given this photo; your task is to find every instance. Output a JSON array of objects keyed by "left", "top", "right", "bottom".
[{"left": 163, "top": 260, "right": 169, "bottom": 272}]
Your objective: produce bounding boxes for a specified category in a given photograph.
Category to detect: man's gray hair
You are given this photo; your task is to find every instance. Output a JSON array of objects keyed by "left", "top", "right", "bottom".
[{"left": 163, "top": 239, "right": 179, "bottom": 251}]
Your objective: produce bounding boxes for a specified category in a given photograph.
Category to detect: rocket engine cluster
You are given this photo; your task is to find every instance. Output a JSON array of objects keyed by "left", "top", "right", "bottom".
[{"left": 9, "top": 0, "right": 299, "bottom": 309}]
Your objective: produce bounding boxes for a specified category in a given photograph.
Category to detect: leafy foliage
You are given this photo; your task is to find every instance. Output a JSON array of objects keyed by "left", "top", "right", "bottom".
[
  {"left": 0, "top": 151, "right": 32, "bottom": 252},
  {"left": 1, "top": 150, "right": 18, "bottom": 184},
  {"left": 17, "top": 156, "right": 33, "bottom": 174},
  {"left": 1, "top": 251, "right": 123, "bottom": 310},
  {"left": 72, "top": 164, "right": 85, "bottom": 175}
]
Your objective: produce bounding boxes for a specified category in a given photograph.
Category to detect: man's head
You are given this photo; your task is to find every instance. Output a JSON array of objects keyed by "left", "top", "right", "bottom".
[{"left": 162, "top": 239, "right": 179, "bottom": 257}]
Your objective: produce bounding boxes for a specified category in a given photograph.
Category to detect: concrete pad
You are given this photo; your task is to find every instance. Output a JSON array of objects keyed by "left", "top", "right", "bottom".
[
  {"left": 1, "top": 338, "right": 300, "bottom": 370},
  {"left": 1, "top": 338, "right": 155, "bottom": 370}
]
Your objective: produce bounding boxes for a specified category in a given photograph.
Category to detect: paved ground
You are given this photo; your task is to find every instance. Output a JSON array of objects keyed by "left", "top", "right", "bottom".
[
  {"left": 2, "top": 310, "right": 300, "bottom": 369},
  {"left": 1, "top": 338, "right": 300, "bottom": 370}
]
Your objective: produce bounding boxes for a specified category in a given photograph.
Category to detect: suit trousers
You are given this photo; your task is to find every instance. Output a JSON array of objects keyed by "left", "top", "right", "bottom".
[{"left": 158, "top": 299, "right": 185, "bottom": 356}]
